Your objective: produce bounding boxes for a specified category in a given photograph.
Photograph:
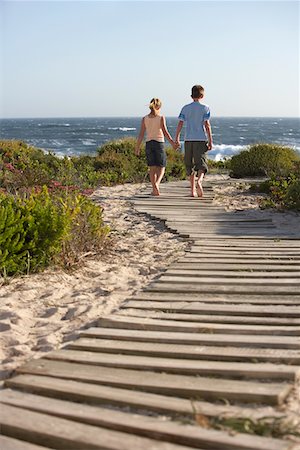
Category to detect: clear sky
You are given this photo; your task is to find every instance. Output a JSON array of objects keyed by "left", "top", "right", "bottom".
[{"left": 0, "top": 0, "right": 299, "bottom": 118}]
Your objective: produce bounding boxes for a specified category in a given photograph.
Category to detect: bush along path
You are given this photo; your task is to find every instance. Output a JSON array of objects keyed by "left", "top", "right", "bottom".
[{"left": 0, "top": 179, "right": 299, "bottom": 450}]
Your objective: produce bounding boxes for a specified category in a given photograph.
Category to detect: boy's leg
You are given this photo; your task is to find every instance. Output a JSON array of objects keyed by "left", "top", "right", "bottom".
[
  {"left": 194, "top": 142, "right": 208, "bottom": 198},
  {"left": 196, "top": 171, "right": 205, "bottom": 197},
  {"left": 190, "top": 173, "right": 196, "bottom": 197},
  {"left": 184, "top": 142, "right": 196, "bottom": 196}
]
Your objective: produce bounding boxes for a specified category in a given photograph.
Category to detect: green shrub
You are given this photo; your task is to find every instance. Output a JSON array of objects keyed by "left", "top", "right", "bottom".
[
  {"left": 229, "top": 143, "right": 299, "bottom": 178},
  {"left": 0, "top": 187, "right": 109, "bottom": 275},
  {"left": 283, "top": 180, "right": 300, "bottom": 210},
  {"left": 0, "top": 188, "right": 68, "bottom": 274}
]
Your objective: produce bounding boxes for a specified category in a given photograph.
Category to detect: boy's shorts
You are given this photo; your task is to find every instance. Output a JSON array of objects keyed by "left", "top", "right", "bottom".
[
  {"left": 184, "top": 141, "right": 208, "bottom": 175},
  {"left": 145, "top": 140, "right": 166, "bottom": 167}
]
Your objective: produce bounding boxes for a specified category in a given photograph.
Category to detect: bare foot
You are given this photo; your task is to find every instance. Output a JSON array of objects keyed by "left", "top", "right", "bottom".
[
  {"left": 196, "top": 183, "right": 203, "bottom": 198},
  {"left": 191, "top": 190, "right": 197, "bottom": 197},
  {"left": 153, "top": 184, "right": 160, "bottom": 196}
]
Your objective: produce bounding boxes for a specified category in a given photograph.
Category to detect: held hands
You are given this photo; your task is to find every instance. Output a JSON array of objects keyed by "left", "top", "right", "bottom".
[{"left": 171, "top": 140, "right": 181, "bottom": 150}]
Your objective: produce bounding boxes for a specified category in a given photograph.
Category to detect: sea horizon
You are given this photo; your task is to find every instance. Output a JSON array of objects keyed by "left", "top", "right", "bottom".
[{"left": 1, "top": 116, "right": 299, "bottom": 161}]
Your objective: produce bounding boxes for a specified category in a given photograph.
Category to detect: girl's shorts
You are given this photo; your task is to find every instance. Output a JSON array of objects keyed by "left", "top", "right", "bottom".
[{"left": 145, "top": 140, "right": 166, "bottom": 167}]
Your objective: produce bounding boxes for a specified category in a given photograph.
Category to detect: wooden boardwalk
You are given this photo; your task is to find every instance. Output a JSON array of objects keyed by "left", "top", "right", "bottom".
[{"left": 1, "top": 180, "right": 300, "bottom": 450}]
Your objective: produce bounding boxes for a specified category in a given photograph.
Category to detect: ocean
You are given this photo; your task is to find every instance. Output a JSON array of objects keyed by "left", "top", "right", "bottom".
[{"left": 0, "top": 117, "right": 299, "bottom": 161}]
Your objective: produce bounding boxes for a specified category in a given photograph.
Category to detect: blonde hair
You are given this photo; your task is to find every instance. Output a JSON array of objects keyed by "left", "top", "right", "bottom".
[{"left": 149, "top": 98, "right": 162, "bottom": 115}]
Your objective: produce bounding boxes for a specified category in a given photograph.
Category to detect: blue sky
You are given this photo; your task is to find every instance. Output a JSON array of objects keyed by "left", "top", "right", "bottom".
[{"left": 0, "top": 1, "right": 299, "bottom": 118}]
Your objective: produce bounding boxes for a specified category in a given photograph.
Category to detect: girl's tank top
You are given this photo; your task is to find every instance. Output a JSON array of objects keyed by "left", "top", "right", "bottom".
[{"left": 144, "top": 115, "right": 164, "bottom": 142}]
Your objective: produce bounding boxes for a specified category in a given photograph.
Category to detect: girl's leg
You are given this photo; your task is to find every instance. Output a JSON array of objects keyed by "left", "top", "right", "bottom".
[
  {"left": 155, "top": 166, "right": 165, "bottom": 192},
  {"left": 149, "top": 166, "right": 159, "bottom": 195},
  {"left": 196, "top": 170, "right": 205, "bottom": 197},
  {"left": 190, "top": 173, "right": 196, "bottom": 197}
]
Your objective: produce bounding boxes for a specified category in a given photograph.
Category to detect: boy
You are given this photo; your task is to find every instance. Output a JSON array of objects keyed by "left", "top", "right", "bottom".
[{"left": 175, "top": 85, "right": 213, "bottom": 197}]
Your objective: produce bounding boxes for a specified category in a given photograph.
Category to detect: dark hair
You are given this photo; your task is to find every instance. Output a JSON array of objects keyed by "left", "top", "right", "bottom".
[{"left": 191, "top": 85, "right": 204, "bottom": 98}]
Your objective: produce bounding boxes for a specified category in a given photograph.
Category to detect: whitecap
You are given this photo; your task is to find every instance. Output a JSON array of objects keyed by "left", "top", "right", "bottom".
[
  {"left": 81, "top": 139, "right": 96, "bottom": 146},
  {"left": 108, "top": 127, "right": 136, "bottom": 131},
  {"left": 208, "top": 144, "right": 248, "bottom": 161}
]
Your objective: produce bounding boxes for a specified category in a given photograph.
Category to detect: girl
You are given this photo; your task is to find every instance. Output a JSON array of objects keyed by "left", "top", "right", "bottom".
[{"left": 135, "top": 98, "right": 177, "bottom": 196}]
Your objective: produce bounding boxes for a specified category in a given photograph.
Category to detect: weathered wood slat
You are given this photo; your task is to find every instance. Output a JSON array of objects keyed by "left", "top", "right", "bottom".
[
  {"left": 0, "top": 403, "right": 192, "bottom": 450},
  {"left": 159, "top": 275, "right": 300, "bottom": 284},
  {"left": 73, "top": 335, "right": 300, "bottom": 364},
  {"left": 0, "top": 435, "right": 52, "bottom": 450},
  {"left": 51, "top": 347, "right": 300, "bottom": 381},
  {"left": 0, "top": 390, "right": 290, "bottom": 450},
  {"left": 132, "top": 291, "right": 300, "bottom": 305},
  {"left": 189, "top": 249, "right": 300, "bottom": 255},
  {"left": 5, "top": 374, "right": 286, "bottom": 422},
  {"left": 15, "top": 359, "right": 292, "bottom": 405},
  {"left": 80, "top": 328, "right": 300, "bottom": 349},
  {"left": 119, "top": 308, "right": 300, "bottom": 326},
  {"left": 171, "top": 262, "right": 300, "bottom": 271},
  {"left": 123, "top": 301, "right": 300, "bottom": 319},
  {"left": 182, "top": 253, "right": 300, "bottom": 260},
  {"left": 145, "top": 283, "right": 300, "bottom": 294},
  {"left": 97, "top": 315, "right": 300, "bottom": 335}
]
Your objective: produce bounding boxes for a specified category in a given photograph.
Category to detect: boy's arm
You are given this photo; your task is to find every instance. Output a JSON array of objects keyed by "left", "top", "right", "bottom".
[
  {"left": 161, "top": 116, "right": 176, "bottom": 148},
  {"left": 135, "top": 118, "right": 146, "bottom": 155},
  {"left": 204, "top": 120, "right": 213, "bottom": 150},
  {"left": 175, "top": 120, "right": 184, "bottom": 147}
]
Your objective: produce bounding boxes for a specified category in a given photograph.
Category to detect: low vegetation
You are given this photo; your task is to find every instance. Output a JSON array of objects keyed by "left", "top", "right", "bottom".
[
  {"left": 229, "top": 143, "right": 299, "bottom": 178},
  {"left": 0, "top": 138, "right": 186, "bottom": 277},
  {"left": 1, "top": 139, "right": 299, "bottom": 276}
]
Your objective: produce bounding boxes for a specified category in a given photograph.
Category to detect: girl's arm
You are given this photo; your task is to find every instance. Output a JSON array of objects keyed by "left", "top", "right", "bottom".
[
  {"left": 175, "top": 120, "right": 184, "bottom": 147},
  {"left": 161, "top": 116, "right": 177, "bottom": 149},
  {"left": 204, "top": 120, "right": 213, "bottom": 150},
  {"left": 135, "top": 118, "right": 146, "bottom": 155}
]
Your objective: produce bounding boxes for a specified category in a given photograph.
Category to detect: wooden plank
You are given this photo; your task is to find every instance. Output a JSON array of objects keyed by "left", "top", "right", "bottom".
[
  {"left": 0, "top": 403, "right": 191, "bottom": 450},
  {"left": 145, "top": 283, "right": 300, "bottom": 295},
  {"left": 15, "top": 359, "right": 292, "bottom": 405},
  {"left": 158, "top": 276, "right": 300, "bottom": 285},
  {"left": 192, "top": 240, "right": 300, "bottom": 247},
  {"left": 188, "top": 234, "right": 300, "bottom": 239},
  {"left": 176, "top": 257, "right": 300, "bottom": 265},
  {"left": 97, "top": 315, "right": 300, "bottom": 335},
  {"left": 190, "top": 247, "right": 300, "bottom": 260},
  {"left": 166, "top": 218, "right": 274, "bottom": 223},
  {"left": 132, "top": 291, "right": 300, "bottom": 305},
  {"left": 171, "top": 262, "right": 300, "bottom": 271},
  {"left": 80, "top": 327, "right": 300, "bottom": 349},
  {"left": 0, "top": 435, "right": 52, "bottom": 450},
  {"left": 123, "top": 301, "right": 300, "bottom": 320},
  {"left": 182, "top": 253, "right": 300, "bottom": 260},
  {"left": 163, "top": 270, "right": 300, "bottom": 279},
  {"left": 50, "top": 347, "right": 300, "bottom": 381},
  {"left": 77, "top": 335, "right": 300, "bottom": 364},
  {"left": 189, "top": 249, "right": 300, "bottom": 255},
  {"left": 5, "top": 374, "right": 286, "bottom": 422},
  {"left": 0, "top": 390, "right": 289, "bottom": 450},
  {"left": 119, "top": 308, "right": 300, "bottom": 326}
]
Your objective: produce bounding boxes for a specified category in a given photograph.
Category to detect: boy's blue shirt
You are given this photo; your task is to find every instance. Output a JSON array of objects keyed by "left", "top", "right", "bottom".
[{"left": 178, "top": 101, "right": 210, "bottom": 141}]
